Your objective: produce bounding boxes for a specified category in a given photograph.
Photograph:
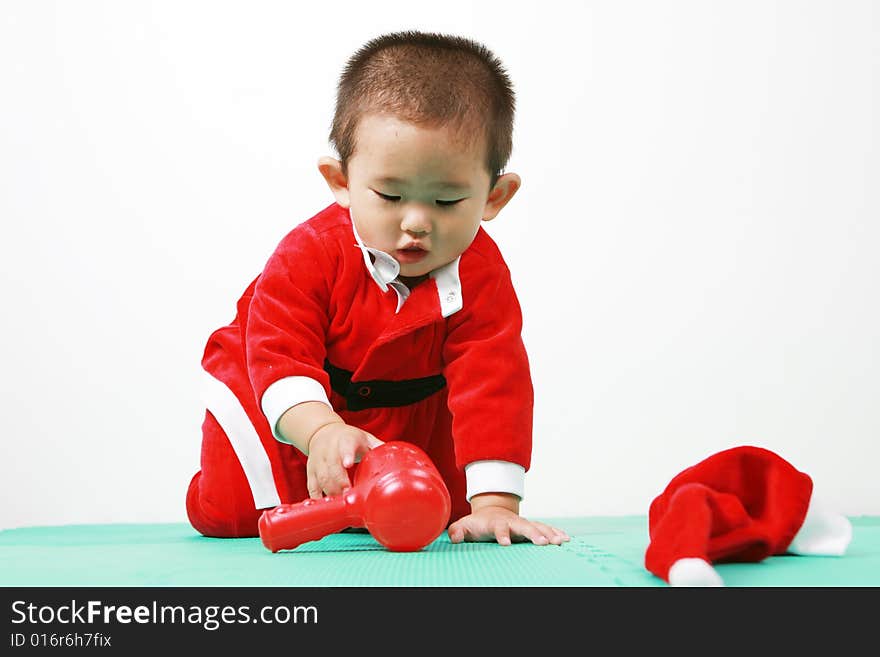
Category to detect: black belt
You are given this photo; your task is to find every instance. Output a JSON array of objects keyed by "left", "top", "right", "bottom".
[{"left": 324, "top": 360, "right": 446, "bottom": 411}]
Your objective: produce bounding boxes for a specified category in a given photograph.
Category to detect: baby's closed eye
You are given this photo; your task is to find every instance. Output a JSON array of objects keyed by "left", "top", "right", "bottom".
[{"left": 372, "top": 190, "right": 465, "bottom": 207}]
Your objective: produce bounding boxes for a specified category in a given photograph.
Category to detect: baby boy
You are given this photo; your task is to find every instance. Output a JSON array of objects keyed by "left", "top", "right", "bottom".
[{"left": 186, "top": 30, "right": 569, "bottom": 547}]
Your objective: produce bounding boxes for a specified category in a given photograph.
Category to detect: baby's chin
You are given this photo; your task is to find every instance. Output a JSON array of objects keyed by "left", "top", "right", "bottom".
[
  {"left": 398, "top": 254, "right": 460, "bottom": 279},
  {"left": 398, "top": 262, "right": 433, "bottom": 279}
]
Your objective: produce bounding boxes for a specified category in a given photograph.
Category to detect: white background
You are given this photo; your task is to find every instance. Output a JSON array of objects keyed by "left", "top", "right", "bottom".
[{"left": 1, "top": 1, "right": 877, "bottom": 530}]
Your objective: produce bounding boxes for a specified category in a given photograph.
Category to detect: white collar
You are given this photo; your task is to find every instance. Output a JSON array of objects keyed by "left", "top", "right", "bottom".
[
  {"left": 350, "top": 213, "right": 463, "bottom": 318},
  {"left": 351, "top": 218, "right": 400, "bottom": 292}
]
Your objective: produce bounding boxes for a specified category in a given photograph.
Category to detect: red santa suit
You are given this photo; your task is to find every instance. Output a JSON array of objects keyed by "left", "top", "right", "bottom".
[{"left": 186, "top": 202, "right": 534, "bottom": 537}]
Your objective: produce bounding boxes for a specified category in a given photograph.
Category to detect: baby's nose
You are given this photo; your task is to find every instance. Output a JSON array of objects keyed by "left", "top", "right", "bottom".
[{"left": 401, "top": 211, "right": 431, "bottom": 235}]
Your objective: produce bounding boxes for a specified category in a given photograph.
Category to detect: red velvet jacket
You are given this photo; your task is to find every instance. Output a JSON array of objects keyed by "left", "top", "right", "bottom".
[{"left": 202, "top": 203, "right": 533, "bottom": 492}]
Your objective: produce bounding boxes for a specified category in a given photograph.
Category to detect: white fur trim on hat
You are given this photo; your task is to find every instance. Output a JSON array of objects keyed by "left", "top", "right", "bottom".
[{"left": 787, "top": 496, "right": 853, "bottom": 556}]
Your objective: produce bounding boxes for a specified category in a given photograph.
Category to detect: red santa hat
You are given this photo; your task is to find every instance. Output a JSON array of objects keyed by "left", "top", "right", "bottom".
[{"left": 644, "top": 445, "right": 852, "bottom": 586}]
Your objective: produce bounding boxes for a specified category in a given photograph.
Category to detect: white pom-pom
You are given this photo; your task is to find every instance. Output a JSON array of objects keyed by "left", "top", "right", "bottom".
[{"left": 668, "top": 558, "right": 725, "bottom": 587}]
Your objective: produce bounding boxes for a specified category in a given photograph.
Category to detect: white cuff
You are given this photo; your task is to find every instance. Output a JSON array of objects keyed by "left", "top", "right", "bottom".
[
  {"left": 464, "top": 460, "right": 525, "bottom": 501},
  {"left": 787, "top": 496, "right": 853, "bottom": 556},
  {"left": 260, "top": 376, "right": 332, "bottom": 442}
]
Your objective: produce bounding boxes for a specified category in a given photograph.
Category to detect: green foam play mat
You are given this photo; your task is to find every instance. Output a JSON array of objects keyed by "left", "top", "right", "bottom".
[{"left": 2, "top": 516, "right": 878, "bottom": 587}]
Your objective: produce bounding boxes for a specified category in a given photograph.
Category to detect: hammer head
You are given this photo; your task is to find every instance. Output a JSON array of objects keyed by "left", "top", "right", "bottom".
[{"left": 355, "top": 442, "right": 452, "bottom": 551}]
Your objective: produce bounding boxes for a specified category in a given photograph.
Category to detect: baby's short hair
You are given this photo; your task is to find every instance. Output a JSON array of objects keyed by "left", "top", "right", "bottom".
[{"left": 329, "top": 30, "right": 515, "bottom": 187}]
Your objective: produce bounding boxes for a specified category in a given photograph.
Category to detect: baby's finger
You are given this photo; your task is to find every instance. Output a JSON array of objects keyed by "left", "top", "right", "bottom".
[
  {"left": 549, "top": 526, "right": 571, "bottom": 543},
  {"left": 447, "top": 521, "right": 466, "bottom": 544},
  {"left": 305, "top": 458, "right": 324, "bottom": 499},
  {"left": 319, "top": 461, "right": 351, "bottom": 497},
  {"left": 350, "top": 433, "right": 384, "bottom": 466},
  {"left": 553, "top": 527, "right": 571, "bottom": 543},
  {"left": 494, "top": 521, "right": 513, "bottom": 546},
  {"left": 306, "top": 467, "right": 322, "bottom": 500},
  {"left": 347, "top": 436, "right": 374, "bottom": 466},
  {"left": 511, "top": 519, "right": 551, "bottom": 546},
  {"left": 340, "top": 441, "right": 359, "bottom": 469},
  {"left": 365, "top": 433, "right": 384, "bottom": 449},
  {"left": 532, "top": 521, "right": 570, "bottom": 544}
]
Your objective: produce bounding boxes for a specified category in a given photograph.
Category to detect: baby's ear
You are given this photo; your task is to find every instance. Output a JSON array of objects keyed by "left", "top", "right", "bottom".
[
  {"left": 482, "top": 172, "right": 521, "bottom": 222},
  {"left": 317, "top": 156, "right": 351, "bottom": 208}
]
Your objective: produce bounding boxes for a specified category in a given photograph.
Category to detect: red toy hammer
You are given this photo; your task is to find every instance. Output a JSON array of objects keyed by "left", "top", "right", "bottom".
[{"left": 258, "top": 441, "right": 451, "bottom": 552}]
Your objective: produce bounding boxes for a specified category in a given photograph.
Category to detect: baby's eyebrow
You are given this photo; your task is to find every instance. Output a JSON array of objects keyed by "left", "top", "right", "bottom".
[{"left": 374, "top": 176, "right": 470, "bottom": 191}]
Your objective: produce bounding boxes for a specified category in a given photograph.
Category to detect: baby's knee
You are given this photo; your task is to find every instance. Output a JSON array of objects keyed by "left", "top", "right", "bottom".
[{"left": 186, "top": 471, "right": 261, "bottom": 538}]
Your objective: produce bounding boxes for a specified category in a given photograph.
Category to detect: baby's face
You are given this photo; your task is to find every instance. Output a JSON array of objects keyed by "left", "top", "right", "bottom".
[{"left": 344, "top": 114, "right": 495, "bottom": 278}]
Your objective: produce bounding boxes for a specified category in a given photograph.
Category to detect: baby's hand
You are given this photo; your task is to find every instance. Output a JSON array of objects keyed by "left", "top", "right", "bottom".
[
  {"left": 305, "top": 423, "right": 383, "bottom": 498},
  {"left": 448, "top": 504, "right": 570, "bottom": 546}
]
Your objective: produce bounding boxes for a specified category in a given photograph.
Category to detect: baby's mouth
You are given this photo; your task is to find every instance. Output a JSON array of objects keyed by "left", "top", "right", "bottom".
[{"left": 395, "top": 243, "right": 429, "bottom": 263}]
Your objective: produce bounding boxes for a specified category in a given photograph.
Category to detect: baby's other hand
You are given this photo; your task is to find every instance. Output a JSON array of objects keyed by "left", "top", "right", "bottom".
[
  {"left": 447, "top": 505, "right": 570, "bottom": 546},
  {"left": 305, "top": 423, "right": 383, "bottom": 498}
]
